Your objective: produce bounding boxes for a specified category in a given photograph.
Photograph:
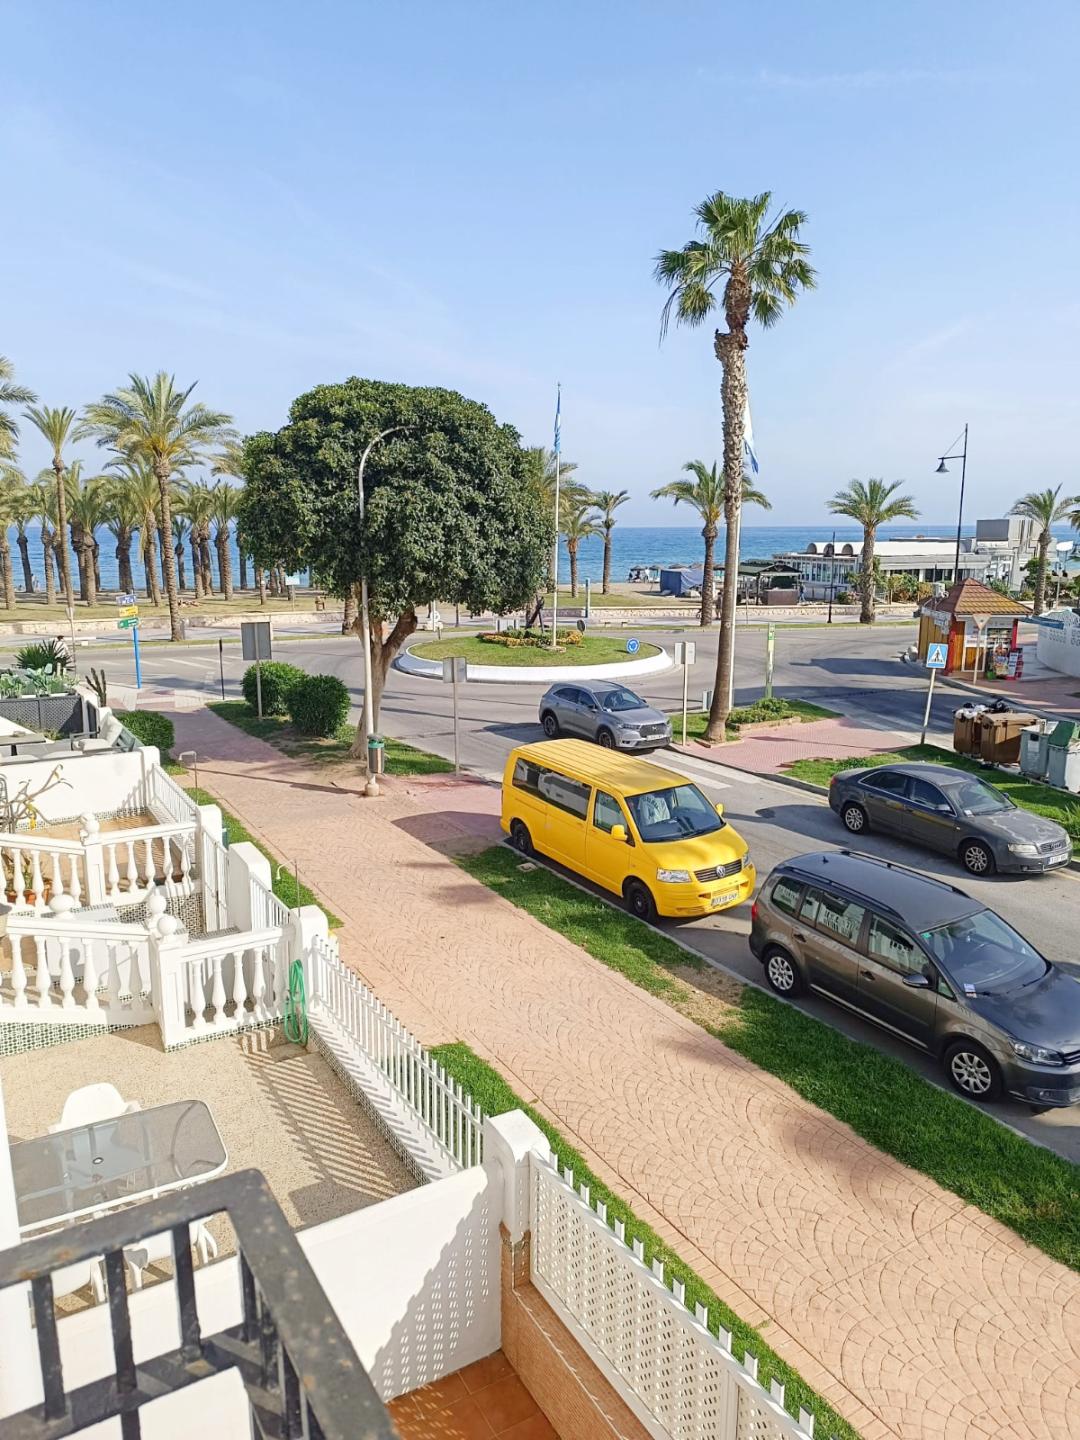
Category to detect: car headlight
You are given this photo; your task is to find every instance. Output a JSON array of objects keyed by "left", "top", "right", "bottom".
[
  {"left": 617, "top": 723, "right": 640, "bottom": 733},
  {"left": 656, "top": 868, "right": 692, "bottom": 884},
  {"left": 1007, "top": 843, "right": 1039, "bottom": 856},
  {"left": 1010, "top": 1039, "right": 1064, "bottom": 1065}
]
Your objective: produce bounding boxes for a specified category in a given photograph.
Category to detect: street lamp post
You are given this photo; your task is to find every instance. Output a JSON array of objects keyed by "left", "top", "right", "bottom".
[
  {"left": 935, "top": 423, "right": 969, "bottom": 583},
  {"left": 357, "top": 425, "right": 408, "bottom": 798},
  {"left": 827, "top": 528, "right": 836, "bottom": 624}
]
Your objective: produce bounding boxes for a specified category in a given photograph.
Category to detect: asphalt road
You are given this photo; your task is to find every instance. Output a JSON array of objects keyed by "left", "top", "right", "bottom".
[{"left": 66, "top": 619, "right": 1080, "bottom": 1161}]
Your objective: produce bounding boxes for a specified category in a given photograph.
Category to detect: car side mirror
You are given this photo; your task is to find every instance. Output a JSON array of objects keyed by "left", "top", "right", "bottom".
[
  {"left": 610, "top": 824, "right": 628, "bottom": 843},
  {"left": 714, "top": 801, "right": 725, "bottom": 817},
  {"left": 902, "top": 973, "right": 931, "bottom": 989}
]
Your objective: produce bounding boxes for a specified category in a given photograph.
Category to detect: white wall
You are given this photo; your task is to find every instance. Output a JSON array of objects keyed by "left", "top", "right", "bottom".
[
  {"left": 1037, "top": 614, "right": 1080, "bottom": 678},
  {"left": 0, "top": 747, "right": 159, "bottom": 822}
]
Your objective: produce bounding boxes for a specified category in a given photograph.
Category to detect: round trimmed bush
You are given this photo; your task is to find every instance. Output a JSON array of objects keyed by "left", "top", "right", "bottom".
[
  {"left": 287, "top": 674, "right": 350, "bottom": 737},
  {"left": 116, "top": 710, "right": 175, "bottom": 754},
  {"left": 242, "top": 661, "right": 305, "bottom": 716}
]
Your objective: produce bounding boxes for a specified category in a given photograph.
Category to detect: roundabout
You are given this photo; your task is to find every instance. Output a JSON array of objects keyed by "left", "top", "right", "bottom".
[{"left": 396, "top": 632, "right": 671, "bottom": 684}]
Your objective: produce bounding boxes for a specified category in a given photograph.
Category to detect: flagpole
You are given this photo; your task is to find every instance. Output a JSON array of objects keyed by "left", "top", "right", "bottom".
[{"left": 550, "top": 383, "right": 561, "bottom": 650}]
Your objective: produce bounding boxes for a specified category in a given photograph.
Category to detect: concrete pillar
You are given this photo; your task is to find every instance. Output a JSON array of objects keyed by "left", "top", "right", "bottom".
[{"left": 0, "top": 1078, "right": 41, "bottom": 1417}]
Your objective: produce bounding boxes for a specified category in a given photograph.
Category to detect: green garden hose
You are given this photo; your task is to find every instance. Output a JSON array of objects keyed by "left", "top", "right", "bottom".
[{"left": 283, "top": 958, "right": 309, "bottom": 1044}]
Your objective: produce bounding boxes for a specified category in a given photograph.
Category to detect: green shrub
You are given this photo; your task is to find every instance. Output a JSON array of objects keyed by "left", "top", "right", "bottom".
[
  {"left": 116, "top": 710, "right": 175, "bottom": 754},
  {"left": 287, "top": 674, "right": 350, "bottom": 737},
  {"left": 15, "top": 640, "right": 71, "bottom": 674},
  {"left": 241, "top": 661, "right": 304, "bottom": 715}
]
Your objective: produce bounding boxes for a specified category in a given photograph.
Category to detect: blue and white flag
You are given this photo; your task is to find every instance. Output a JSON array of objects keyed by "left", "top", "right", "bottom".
[
  {"left": 553, "top": 384, "right": 562, "bottom": 456},
  {"left": 743, "top": 395, "right": 759, "bottom": 474}
]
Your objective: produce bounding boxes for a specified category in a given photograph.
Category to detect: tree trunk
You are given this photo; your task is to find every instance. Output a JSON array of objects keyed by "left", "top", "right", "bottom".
[
  {"left": 341, "top": 588, "right": 357, "bottom": 635},
  {"left": 700, "top": 523, "right": 718, "bottom": 627},
  {"left": 116, "top": 531, "right": 134, "bottom": 595},
  {"left": 17, "top": 533, "right": 33, "bottom": 593},
  {"left": 81, "top": 542, "right": 98, "bottom": 606},
  {"left": 602, "top": 526, "right": 612, "bottom": 594},
  {"left": 216, "top": 529, "right": 233, "bottom": 600},
  {"left": 92, "top": 539, "right": 101, "bottom": 593},
  {"left": 53, "top": 545, "right": 63, "bottom": 595},
  {"left": 71, "top": 523, "right": 89, "bottom": 601},
  {"left": 200, "top": 535, "right": 214, "bottom": 595},
  {"left": 348, "top": 607, "right": 418, "bottom": 757},
  {"left": 860, "top": 527, "right": 876, "bottom": 624},
  {"left": 191, "top": 536, "right": 205, "bottom": 600},
  {"left": 1033, "top": 531, "right": 1050, "bottom": 615},
  {"left": 239, "top": 549, "right": 248, "bottom": 591},
  {"left": 704, "top": 325, "right": 749, "bottom": 741},
  {"left": 569, "top": 542, "right": 579, "bottom": 598},
  {"left": 42, "top": 532, "right": 56, "bottom": 606},
  {"left": 0, "top": 542, "right": 13, "bottom": 609},
  {"left": 154, "top": 462, "right": 185, "bottom": 641},
  {"left": 143, "top": 524, "right": 161, "bottom": 604},
  {"left": 258, "top": 568, "right": 267, "bottom": 605},
  {"left": 53, "top": 458, "right": 72, "bottom": 607},
  {"left": 176, "top": 542, "right": 186, "bottom": 590}
]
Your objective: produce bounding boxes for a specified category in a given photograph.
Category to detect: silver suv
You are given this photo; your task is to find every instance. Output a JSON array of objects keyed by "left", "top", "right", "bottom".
[
  {"left": 538, "top": 681, "right": 671, "bottom": 751},
  {"left": 750, "top": 850, "right": 1080, "bottom": 1107}
]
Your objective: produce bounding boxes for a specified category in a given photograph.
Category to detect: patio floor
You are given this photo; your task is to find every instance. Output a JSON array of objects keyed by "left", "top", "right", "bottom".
[{"left": 388, "top": 1350, "right": 559, "bottom": 1439}]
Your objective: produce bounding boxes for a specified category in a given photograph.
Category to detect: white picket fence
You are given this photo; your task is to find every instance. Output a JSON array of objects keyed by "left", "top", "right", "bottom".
[
  {"left": 306, "top": 936, "right": 484, "bottom": 1178},
  {"left": 530, "top": 1153, "right": 825, "bottom": 1440},
  {"left": 137, "top": 764, "right": 201, "bottom": 826}
]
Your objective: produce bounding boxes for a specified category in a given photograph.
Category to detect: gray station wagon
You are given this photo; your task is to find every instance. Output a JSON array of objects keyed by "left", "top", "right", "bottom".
[
  {"left": 538, "top": 681, "right": 671, "bottom": 751},
  {"left": 828, "top": 762, "right": 1071, "bottom": 876},
  {"left": 750, "top": 850, "right": 1080, "bottom": 1106}
]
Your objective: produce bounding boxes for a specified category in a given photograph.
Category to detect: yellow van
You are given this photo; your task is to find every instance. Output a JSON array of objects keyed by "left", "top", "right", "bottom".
[{"left": 500, "top": 738, "right": 755, "bottom": 921}]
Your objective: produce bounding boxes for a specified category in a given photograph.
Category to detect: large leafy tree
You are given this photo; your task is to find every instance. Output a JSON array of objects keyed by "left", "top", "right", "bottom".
[
  {"left": 23, "top": 404, "right": 77, "bottom": 606},
  {"left": 656, "top": 191, "right": 814, "bottom": 737},
  {"left": 0, "top": 357, "right": 36, "bottom": 460},
  {"left": 80, "top": 374, "right": 235, "bottom": 639},
  {"left": 1012, "top": 485, "right": 1080, "bottom": 616},
  {"left": 828, "top": 478, "right": 919, "bottom": 624},
  {"left": 239, "top": 378, "right": 550, "bottom": 743},
  {"left": 652, "top": 463, "right": 770, "bottom": 626},
  {"left": 590, "top": 489, "right": 629, "bottom": 594}
]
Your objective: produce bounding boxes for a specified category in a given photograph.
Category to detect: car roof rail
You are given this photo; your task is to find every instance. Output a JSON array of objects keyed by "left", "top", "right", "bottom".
[{"left": 832, "top": 849, "right": 971, "bottom": 896}]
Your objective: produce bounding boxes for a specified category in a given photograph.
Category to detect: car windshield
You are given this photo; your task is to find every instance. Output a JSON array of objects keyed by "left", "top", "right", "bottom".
[
  {"left": 600, "top": 687, "right": 646, "bottom": 713},
  {"left": 921, "top": 910, "right": 1049, "bottom": 995},
  {"left": 626, "top": 784, "right": 722, "bottom": 841},
  {"left": 948, "top": 778, "right": 1012, "bottom": 816}
]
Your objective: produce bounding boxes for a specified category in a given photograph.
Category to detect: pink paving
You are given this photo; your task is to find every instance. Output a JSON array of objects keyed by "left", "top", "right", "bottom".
[
  {"left": 166, "top": 708, "right": 1080, "bottom": 1440},
  {"left": 677, "top": 716, "right": 912, "bottom": 776}
]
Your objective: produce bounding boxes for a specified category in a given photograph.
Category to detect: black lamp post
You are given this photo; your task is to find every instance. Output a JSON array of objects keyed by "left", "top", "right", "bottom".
[{"left": 935, "top": 423, "right": 969, "bottom": 584}]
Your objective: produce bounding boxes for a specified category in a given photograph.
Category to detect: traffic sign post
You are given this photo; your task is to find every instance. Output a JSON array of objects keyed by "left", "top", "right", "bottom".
[
  {"left": 116, "top": 593, "right": 141, "bottom": 688},
  {"left": 441, "top": 656, "right": 467, "bottom": 773},
  {"left": 625, "top": 637, "right": 640, "bottom": 655},
  {"left": 674, "top": 640, "right": 697, "bottom": 744},
  {"left": 920, "top": 642, "right": 948, "bottom": 743},
  {"left": 241, "top": 621, "right": 273, "bottom": 718}
]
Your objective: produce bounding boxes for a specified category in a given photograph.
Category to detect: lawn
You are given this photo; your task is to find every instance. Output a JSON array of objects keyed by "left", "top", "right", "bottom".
[
  {"left": 410, "top": 634, "right": 660, "bottom": 667},
  {"left": 0, "top": 592, "right": 328, "bottom": 624},
  {"left": 681, "top": 696, "right": 838, "bottom": 741},
  {"left": 207, "top": 701, "right": 453, "bottom": 775},
  {"left": 783, "top": 742, "right": 1080, "bottom": 847},
  {"left": 459, "top": 843, "right": 1080, "bottom": 1274}
]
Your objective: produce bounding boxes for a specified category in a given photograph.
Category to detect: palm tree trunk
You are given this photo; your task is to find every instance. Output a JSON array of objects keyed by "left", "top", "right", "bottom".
[
  {"left": 53, "top": 458, "right": 72, "bottom": 607},
  {"left": 176, "top": 541, "right": 186, "bottom": 591},
  {"left": 1034, "top": 531, "right": 1050, "bottom": 615},
  {"left": 42, "top": 533, "right": 56, "bottom": 606},
  {"left": 700, "top": 524, "right": 717, "bottom": 627},
  {"left": 705, "top": 328, "right": 748, "bottom": 741},
  {"left": 216, "top": 530, "right": 233, "bottom": 600},
  {"left": 154, "top": 461, "right": 184, "bottom": 641},
  {"left": 116, "top": 530, "right": 134, "bottom": 594},
  {"left": 53, "top": 545, "right": 63, "bottom": 595},
  {"left": 142, "top": 523, "right": 161, "bottom": 604},
  {"left": 191, "top": 541, "right": 205, "bottom": 600},
  {"left": 17, "top": 532, "right": 33, "bottom": 593},
  {"left": 201, "top": 536, "right": 214, "bottom": 595},
  {"left": 71, "top": 524, "right": 89, "bottom": 601},
  {"left": 92, "top": 539, "right": 101, "bottom": 593},
  {"left": 569, "top": 542, "right": 579, "bottom": 598},
  {"left": 602, "top": 526, "right": 612, "bottom": 594},
  {"left": 239, "top": 548, "right": 248, "bottom": 591},
  {"left": 860, "top": 527, "right": 876, "bottom": 624},
  {"left": 82, "top": 543, "right": 98, "bottom": 606},
  {"left": 0, "top": 541, "right": 13, "bottom": 609}
]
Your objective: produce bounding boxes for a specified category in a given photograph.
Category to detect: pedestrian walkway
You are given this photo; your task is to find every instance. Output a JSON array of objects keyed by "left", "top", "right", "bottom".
[
  {"left": 169, "top": 708, "right": 1080, "bottom": 1440},
  {"left": 676, "top": 716, "right": 912, "bottom": 777}
]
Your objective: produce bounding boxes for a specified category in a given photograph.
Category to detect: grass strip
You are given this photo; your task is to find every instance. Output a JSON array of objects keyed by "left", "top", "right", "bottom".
[
  {"left": 681, "top": 697, "right": 838, "bottom": 741},
  {"left": 459, "top": 844, "right": 1080, "bottom": 1272},
  {"left": 410, "top": 633, "right": 659, "bottom": 667},
  {"left": 784, "top": 742, "right": 1080, "bottom": 847},
  {"left": 432, "top": 1039, "right": 860, "bottom": 1440},
  {"left": 208, "top": 700, "right": 452, "bottom": 775}
]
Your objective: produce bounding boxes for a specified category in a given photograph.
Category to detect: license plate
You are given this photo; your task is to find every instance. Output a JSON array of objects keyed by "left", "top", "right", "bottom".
[
  {"left": 1046, "top": 853, "right": 1070, "bottom": 866},
  {"left": 710, "top": 891, "right": 739, "bottom": 908}
]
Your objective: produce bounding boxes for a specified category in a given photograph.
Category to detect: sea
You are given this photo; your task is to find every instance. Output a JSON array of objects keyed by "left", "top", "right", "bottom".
[{"left": 4, "top": 521, "right": 1076, "bottom": 593}]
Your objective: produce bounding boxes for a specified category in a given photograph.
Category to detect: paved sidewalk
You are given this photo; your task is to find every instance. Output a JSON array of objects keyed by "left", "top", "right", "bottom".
[
  {"left": 170, "top": 709, "right": 1080, "bottom": 1440},
  {"left": 676, "top": 716, "right": 913, "bottom": 776}
]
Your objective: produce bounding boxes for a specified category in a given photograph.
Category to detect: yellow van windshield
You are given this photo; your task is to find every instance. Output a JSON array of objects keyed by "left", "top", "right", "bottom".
[{"left": 626, "top": 784, "right": 723, "bottom": 842}]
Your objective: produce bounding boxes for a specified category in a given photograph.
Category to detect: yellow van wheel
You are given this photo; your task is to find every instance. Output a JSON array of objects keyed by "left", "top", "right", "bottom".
[
  {"left": 509, "top": 819, "right": 534, "bottom": 856},
  {"left": 623, "top": 879, "right": 656, "bottom": 923}
]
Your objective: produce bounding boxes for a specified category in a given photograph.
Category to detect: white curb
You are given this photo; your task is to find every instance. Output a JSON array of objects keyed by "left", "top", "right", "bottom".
[{"left": 395, "top": 643, "right": 672, "bottom": 684}]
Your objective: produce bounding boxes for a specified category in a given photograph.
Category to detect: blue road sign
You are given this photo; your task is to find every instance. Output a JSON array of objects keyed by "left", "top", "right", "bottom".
[
  {"left": 626, "top": 638, "right": 640, "bottom": 654},
  {"left": 926, "top": 642, "right": 948, "bottom": 670}
]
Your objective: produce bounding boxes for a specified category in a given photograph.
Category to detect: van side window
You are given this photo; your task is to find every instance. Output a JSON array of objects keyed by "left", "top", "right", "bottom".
[
  {"left": 593, "top": 791, "right": 625, "bottom": 833},
  {"left": 816, "top": 893, "right": 865, "bottom": 943},
  {"left": 799, "top": 888, "right": 821, "bottom": 925},
  {"left": 867, "top": 915, "right": 922, "bottom": 974},
  {"left": 538, "top": 770, "right": 591, "bottom": 819},
  {"left": 770, "top": 877, "right": 803, "bottom": 915},
  {"left": 512, "top": 758, "right": 543, "bottom": 795}
]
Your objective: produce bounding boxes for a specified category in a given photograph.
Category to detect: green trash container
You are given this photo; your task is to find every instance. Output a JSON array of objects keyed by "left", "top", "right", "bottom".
[
  {"left": 367, "top": 734, "right": 386, "bottom": 775},
  {"left": 1047, "top": 722, "right": 1080, "bottom": 789}
]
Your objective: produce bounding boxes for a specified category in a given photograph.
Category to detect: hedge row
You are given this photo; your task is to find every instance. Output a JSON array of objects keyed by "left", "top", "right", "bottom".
[{"left": 241, "top": 662, "right": 349, "bottom": 737}]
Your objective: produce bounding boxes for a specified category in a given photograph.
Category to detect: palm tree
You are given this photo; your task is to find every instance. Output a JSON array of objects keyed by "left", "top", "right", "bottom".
[
  {"left": 655, "top": 191, "right": 814, "bottom": 738},
  {"left": 109, "top": 459, "right": 162, "bottom": 604},
  {"left": 23, "top": 404, "right": 77, "bottom": 606},
  {"left": 65, "top": 464, "right": 109, "bottom": 605},
  {"left": 828, "top": 479, "right": 919, "bottom": 624},
  {"left": 79, "top": 374, "right": 235, "bottom": 639},
  {"left": 103, "top": 474, "right": 142, "bottom": 595},
  {"left": 524, "top": 445, "right": 588, "bottom": 592},
  {"left": 209, "top": 481, "right": 240, "bottom": 599},
  {"left": 0, "top": 465, "right": 25, "bottom": 608},
  {"left": 1013, "top": 485, "right": 1080, "bottom": 615},
  {"left": 171, "top": 515, "right": 189, "bottom": 591},
  {"left": 10, "top": 478, "right": 38, "bottom": 593},
  {"left": 30, "top": 476, "right": 58, "bottom": 605},
  {"left": 590, "top": 490, "right": 629, "bottom": 594},
  {"left": 562, "top": 498, "right": 600, "bottom": 599},
  {"left": 175, "top": 480, "right": 216, "bottom": 600},
  {"left": 0, "top": 357, "right": 36, "bottom": 460}
]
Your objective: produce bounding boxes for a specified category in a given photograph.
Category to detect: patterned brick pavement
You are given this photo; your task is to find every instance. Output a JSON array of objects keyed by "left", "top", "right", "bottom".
[
  {"left": 170, "top": 709, "right": 1080, "bottom": 1440},
  {"left": 677, "top": 716, "right": 913, "bottom": 776}
]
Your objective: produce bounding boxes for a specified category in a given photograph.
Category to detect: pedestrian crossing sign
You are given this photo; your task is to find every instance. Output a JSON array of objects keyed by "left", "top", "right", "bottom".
[{"left": 926, "top": 643, "right": 948, "bottom": 670}]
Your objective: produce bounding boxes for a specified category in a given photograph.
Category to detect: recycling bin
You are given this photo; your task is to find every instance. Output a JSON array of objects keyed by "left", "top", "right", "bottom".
[
  {"left": 979, "top": 712, "right": 1039, "bottom": 767},
  {"left": 1020, "top": 724, "right": 1051, "bottom": 781},
  {"left": 953, "top": 711, "right": 977, "bottom": 756},
  {"left": 1047, "top": 722, "right": 1080, "bottom": 790},
  {"left": 367, "top": 734, "right": 386, "bottom": 776}
]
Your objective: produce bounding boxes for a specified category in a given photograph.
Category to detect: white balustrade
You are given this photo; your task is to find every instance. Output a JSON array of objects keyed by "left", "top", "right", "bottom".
[
  {"left": 152, "top": 928, "right": 288, "bottom": 1047},
  {"left": 138, "top": 765, "right": 201, "bottom": 826},
  {"left": 0, "top": 832, "right": 86, "bottom": 913},
  {"left": 1, "top": 907, "right": 156, "bottom": 1028}
]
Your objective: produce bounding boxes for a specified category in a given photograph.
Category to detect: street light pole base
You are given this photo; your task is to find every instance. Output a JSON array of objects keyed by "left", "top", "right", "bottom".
[{"left": 364, "top": 776, "right": 380, "bottom": 798}]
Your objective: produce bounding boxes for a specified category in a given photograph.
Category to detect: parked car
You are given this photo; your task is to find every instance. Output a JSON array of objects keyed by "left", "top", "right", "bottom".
[
  {"left": 750, "top": 850, "right": 1080, "bottom": 1106},
  {"left": 538, "top": 681, "right": 671, "bottom": 751},
  {"left": 501, "top": 738, "right": 755, "bottom": 920},
  {"left": 827, "top": 762, "right": 1071, "bottom": 876}
]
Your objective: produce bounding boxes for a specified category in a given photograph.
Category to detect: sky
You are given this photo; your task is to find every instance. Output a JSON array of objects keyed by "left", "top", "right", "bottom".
[{"left": 3, "top": 0, "right": 1078, "bottom": 526}]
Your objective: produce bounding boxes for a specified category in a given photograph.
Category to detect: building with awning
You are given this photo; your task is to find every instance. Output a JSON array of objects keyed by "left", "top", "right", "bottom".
[{"left": 917, "top": 579, "right": 1029, "bottom": 676}]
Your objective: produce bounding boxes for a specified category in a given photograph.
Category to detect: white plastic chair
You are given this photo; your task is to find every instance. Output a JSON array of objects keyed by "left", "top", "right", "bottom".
[
  {"left": 49, "top": 1084, "right": 141, "bottom": 1133},
  {"left": 123, "top": 1222, "right": 219, "bottom": 1290},
  {"left": 51, "top": 1258, "right": 106, "bottom": 1304}
]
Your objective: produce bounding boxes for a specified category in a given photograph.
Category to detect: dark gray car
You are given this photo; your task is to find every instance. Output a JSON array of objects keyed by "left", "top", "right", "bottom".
[
  {"left": 538, "top": 680, "right": 671, "bottom": 750},
  {"left": 750, "top": 850, "right": 1080, "bottom": 1106},
  {"left": 828, "top": 762, "right": 1071, "bottom": 876}
]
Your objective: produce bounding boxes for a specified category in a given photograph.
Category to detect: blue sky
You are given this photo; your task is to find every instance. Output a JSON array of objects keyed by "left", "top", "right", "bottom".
[{"left": 3, "top": 0, "right": 1077, "bottom": 524}]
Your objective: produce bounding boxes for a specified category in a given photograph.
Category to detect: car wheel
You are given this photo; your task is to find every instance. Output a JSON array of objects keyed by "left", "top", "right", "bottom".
[
  {"left": 597, "top": 728, "right": 615, "bottom": 749},
  {"left": 841, "top": 802, "right": 868, "bottom": 835},
  {"left": 623, "top": 879, "right": 656, "bottom": 923},
  {"left": 509, "top": 820, "right": 533, "bottom": 856},
  {"left": 541, "top": 712, "right": 560, "bottom": 738},
  {"left": 960, "top": 840, "right": 995, "bottom": 876},
  {"left": 763, "top": 946, "right": 805, "bottom": 997},
  {"left": 943, "top": 1040, "right": 1002, "bottom": 1102}
]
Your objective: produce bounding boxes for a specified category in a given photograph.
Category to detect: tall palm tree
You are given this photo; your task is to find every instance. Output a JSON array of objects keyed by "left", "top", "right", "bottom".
[
  {"left": 211, "top": 442, "right": 246, "bottom": 597},
  {"left": 175, "top": 480, "right": 216, "bottom": 600},
  {"left": 103, "top": 473, "right": 142, "bottom": 595},
  {"left": 65, "top": 464, "right": 109, "bottom": 605},
  {"left": 23, "top": 404, "right": 77, "bottom": 606},
  {"left": 590, "top": 490, "right": 630, "bottom": 594},
  {"left": 828, "top": 478, "right": 919, "bottom": 624},
  {"left": 524, "top": 445, "right": 588, "bottom": 592},
  {"left": 10, "top": 476, "right": 38, "bottom": 593},
  {"left": 1013, "top": 485, "right": 1080, "bottom": 616},
  {"left": 652, "top": 463, "right": 771, "bottom": 626},
  {"left": 209, "top": 481, "right": 240, "bottom": 599},
  {"left": 171, "top": 514, "right": 189, "bottom": 591},
  {"left": 79, "top": 374, "right": 235, "bottom": 639},
  {"left": 655, "top": 191, "right": 815, "bottom": 737},
  {"left": 0, "top": 465, "right": 25, "bottom": 608},
  {"left": 0, "top": 357, "right": 36, "bottom": 460},
  {"left": 108, "top": 458, "right": 162, "bottom": 604},
  {"left": 562, "top": 498, "right": 600, "bottom": 599},
  {"left": 30, "top": 475, "right": 58, "bottom": 605}
]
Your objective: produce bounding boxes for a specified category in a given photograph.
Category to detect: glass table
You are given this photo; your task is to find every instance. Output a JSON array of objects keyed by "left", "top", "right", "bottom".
[{"left": 11, "top": 1100, "right": 228, "bottom": 1234}]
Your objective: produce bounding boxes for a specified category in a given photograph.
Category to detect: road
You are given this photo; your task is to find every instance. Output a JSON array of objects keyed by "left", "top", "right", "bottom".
[{"left": 70, "top": 619, "right": 1080, "bottom": 1161}]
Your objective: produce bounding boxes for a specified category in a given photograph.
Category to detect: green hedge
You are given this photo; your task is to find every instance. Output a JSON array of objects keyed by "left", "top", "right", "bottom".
[
  {"left": 287, "top": 673, "right": 350, "bottom": 736},
  {"left": 241, "top": 661, "right": 305, "bottom": 716},
  {"left": 116, "top": 710, "right": 175, "bottom": 754}
]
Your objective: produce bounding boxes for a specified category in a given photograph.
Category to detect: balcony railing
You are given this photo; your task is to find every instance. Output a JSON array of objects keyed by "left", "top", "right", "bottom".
[{"left": 0, "top": 1168, "right": 397, "bottom": 1439}]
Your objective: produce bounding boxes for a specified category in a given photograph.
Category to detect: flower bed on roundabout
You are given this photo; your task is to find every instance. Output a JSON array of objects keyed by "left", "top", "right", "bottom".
[{"left": 398, "top": 632, "right": 670, "bottom": 683}]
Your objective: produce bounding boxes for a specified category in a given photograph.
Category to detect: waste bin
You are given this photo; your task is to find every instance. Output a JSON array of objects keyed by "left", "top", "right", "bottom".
[
  {"left": 1020, "top": 723, "right": 1051, "bottom": 781},
  {"left": 1047, "top": 722, "right": 1080, "bottom": 790},
  {"left": 979, "top": 712, "right": 1039, "bottom": 766},
  {"left": 367, "top": 734, "right": 386, "bottom": 776},
  {"left": 953, "top": 708, "right": 978, "bottom": 756}
]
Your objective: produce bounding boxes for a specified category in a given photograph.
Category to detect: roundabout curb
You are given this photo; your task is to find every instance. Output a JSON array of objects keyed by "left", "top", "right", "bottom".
[{"left": 395, "top": 642, "right": 672, "bottom": 684}]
